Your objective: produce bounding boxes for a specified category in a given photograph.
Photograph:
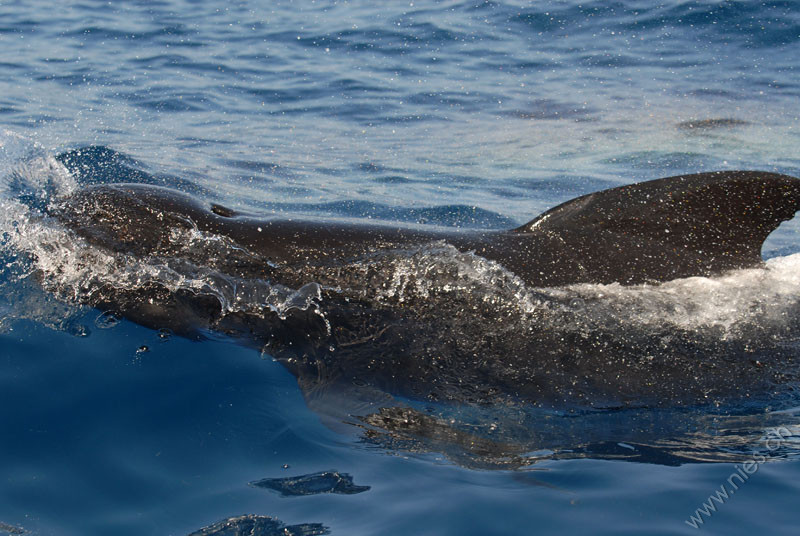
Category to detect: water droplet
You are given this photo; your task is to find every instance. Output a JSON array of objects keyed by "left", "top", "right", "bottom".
[
  {"left": 157, "top": 328, "right": 172, "bottom": 341},
  {"left": 67, "top": 323, "right": 90, "bottom": 337},
  {"left": 95, "top": 310, "right": 121, "bottom": 329},
  {"left": 569, "top": 298, "right": 585, "bottom": 310}
]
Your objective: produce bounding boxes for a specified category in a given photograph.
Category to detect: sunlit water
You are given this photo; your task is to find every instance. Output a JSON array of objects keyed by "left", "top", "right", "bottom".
[{"left": 1, "top": 1, "right": 800, "bottom": 535}]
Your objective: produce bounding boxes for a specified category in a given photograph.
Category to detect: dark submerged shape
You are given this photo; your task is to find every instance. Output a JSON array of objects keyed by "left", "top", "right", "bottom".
[
  {"left": 250, "top": 470, "right": 370, "bottom": 497},
  {"left": 188, "top": 515, "right": 329, "bottom": 536}
]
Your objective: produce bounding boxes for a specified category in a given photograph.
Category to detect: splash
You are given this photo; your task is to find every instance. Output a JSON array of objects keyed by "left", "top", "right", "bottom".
[
  {"left": 0, "top": 133, "right": 327, "bottom": 330},
  {"left": 371, "top": 242, "right": 543, "bottom": 315},
  {"left": 541, "top": 254, "right": 800, "bottom": 340}
]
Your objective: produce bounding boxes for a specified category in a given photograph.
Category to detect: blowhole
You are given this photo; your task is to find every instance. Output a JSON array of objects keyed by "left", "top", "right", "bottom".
[{"left": 210, "top": 203, "right": 236, "bottom": 218}]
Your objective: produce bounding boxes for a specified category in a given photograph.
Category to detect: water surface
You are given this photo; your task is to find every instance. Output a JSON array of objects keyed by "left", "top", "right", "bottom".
[{"left": 1, "top": 1, "right": 800, "bottom": 534}]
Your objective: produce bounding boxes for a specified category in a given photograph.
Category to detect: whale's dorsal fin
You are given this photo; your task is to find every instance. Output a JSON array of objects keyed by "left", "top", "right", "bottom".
[{"left": 516, "top": 171, "right": 800, "bottom": 284}]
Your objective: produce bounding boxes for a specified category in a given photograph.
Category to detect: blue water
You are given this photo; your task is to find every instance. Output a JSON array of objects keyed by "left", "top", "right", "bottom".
[{"left": 1, "top": 1, "right": 800, "bottom": 534}]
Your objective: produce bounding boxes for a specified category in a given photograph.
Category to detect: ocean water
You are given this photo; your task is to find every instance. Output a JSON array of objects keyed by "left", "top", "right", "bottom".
[{"left": 1, "top": 1, "right": 800, "bottom": 535}]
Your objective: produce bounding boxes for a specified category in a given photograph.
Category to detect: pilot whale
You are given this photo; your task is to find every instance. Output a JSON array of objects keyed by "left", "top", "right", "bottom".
[
  {"left": 38, "top": 170, "right": 800, "bottom": 408},
  {"left": 54, "top": 170, "right": 800, "bottom": 287}
]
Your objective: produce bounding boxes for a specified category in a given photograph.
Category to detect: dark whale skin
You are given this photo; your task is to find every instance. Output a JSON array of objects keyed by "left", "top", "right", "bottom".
[
  {"left": 54, "top": 170, "right": 800, "bottom": 288},
  {"left": 39, "top": 170, "right": 800, "bottom": 410}
]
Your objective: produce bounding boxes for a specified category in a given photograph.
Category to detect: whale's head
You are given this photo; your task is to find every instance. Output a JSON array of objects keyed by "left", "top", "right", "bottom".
[{"left": 51, "top": 183, "right": 232, "bottom": 257}]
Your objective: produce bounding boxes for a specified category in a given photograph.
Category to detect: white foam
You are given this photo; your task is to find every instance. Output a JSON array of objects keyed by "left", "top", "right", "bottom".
[
  {"left": 540, "top": 254, "right": 800, "bottom": 338},
  {"left": 373, "top": 242, "right": 543, "bottom": 316}
]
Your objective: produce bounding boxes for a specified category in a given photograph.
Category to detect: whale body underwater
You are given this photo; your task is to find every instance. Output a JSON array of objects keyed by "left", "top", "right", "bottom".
[{"left": 33, "top": 170, "right": 800, "bottom": 408}]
